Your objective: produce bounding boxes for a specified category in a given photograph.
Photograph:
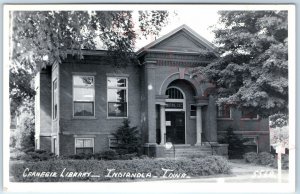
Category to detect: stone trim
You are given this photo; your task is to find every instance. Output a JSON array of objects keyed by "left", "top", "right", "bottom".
[
  {"left": 217, "top": 131, "right": 269, "bottom": 134},
  {"left": 62, "top": 131, "right": 110, "bottom": 135}
]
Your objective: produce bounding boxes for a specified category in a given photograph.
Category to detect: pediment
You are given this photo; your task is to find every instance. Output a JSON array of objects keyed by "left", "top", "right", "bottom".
[
  {"left": 137, "top": 24, "right": 216, "bottom": 55},
  {"left": 152, "top": 30, "right": 208, "bottom": 52}
]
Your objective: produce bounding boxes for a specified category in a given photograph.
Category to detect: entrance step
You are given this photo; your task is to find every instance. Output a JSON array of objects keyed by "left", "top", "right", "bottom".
[{"left": 161, "top": 144, "right": 216, "bottom": 158}]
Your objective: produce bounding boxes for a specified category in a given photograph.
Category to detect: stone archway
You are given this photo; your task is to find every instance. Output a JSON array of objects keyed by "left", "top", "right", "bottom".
[{"left": 159, "top": 72, "right": 203, "bottom": 96}]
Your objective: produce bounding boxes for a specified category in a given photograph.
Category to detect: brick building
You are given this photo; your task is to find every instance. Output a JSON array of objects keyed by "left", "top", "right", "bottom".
[{"left": 35, "top": 25, "right": 270, "bottom": 157}]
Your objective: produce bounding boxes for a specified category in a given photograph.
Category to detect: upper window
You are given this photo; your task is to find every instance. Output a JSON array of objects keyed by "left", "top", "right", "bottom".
[
  {"left": 107, "top": 77, "right": 128, "bottom": 118},
  {"left": 73, "top": 75, "right": 95, "bottom": 117},
  {"left": 217, "top": 105, "right": 231, "bottom": 119},
  {"left": 241, "top": 109, "right": 259, "bottom": 119},
  {"left": 75, "top": 138, "right": 94, "bottom": 154},
  {"left": 53, "top": 79, "right": 58, "bottom": 119}
]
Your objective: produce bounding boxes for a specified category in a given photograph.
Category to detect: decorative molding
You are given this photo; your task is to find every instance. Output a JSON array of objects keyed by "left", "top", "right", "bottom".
[
  {"left": 72, "top": 72, "right": 97, "bottom": 75},
  {"left": 73, "top": 134, "right": 96, "bottom": 138},
  {"left": 106, "top": 73, "right": 129, "bottom": 77},
  {"left": 217, "top": 131, "right": 269, "bottom": 135},
  {"left": 62, "top": 131, "right": 110, "bottom": 135}
]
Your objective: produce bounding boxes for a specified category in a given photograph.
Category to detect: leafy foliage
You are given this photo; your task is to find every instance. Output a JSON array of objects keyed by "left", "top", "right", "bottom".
[
  {"left": 270, "top": 125, "right": 289, "bottom": 148},
  {"left": 10, "top": 10, "right": 169, "bottom": 113},
  {"left": 112, "top": 119, "right": 142, "bottom": 154},
  {"left": 10, "top": 156, "right": 231, "bottom": 182},
  {"left": 219, "top": 127, "right": 247, "bottom": 159},
  {"left": 244, "top": 151, "right": 289, "bottom": 169},
  {"left": 193, "top": 11, "right": 288, "bottom": 118},
  {"left": 10, "top": 101, "right": 35, "bottom": 149}
]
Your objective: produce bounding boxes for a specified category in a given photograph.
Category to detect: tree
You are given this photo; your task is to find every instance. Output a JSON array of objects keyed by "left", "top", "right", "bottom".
[
  {"left": 219, "top": 127, "right": 247, "bottom": 159},
  {"left": 10, "top": 10, "right": 170, "bottom": 114},
  {"left": 193, "top": 11, "right": 288, "bottom": 119},
  {"left": 10, "top": 101, "right": 35, "bottom": 150},
  {"left": 112, "top": 119, "right": 141, "bottom": 154}
]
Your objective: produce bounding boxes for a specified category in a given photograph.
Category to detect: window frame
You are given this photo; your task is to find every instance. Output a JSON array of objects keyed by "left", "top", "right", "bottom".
[
  {"left": 107, "top": 76, "right": 128, "bottom": 119},
  {"left": 241, "top": 110, "right": 259, "bottom": 120},
  {"left": 74, "top": 137, "right": 95, "bottom": 154},
  {"left": 72, "top": 75, "right": 95, "bottom": 118},
  {"left": 242, "top": 136, "right": 259, "bottom": 153},
  {"left": 216, "top": 104, "right": 232, "bottom": 120}
]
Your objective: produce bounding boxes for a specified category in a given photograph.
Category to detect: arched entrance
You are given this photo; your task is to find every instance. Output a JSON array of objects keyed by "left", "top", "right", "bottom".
[{"left": 165, "top": 87, "right": 186, "bottom": 144}]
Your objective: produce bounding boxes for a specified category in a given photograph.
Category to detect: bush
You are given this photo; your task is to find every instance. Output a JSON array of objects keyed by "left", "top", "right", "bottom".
[
  {"left": 19, "top": 149, "right": 56, "bottom": 162},
  {"left": 10, "top": 155, "right": 231, "bottom": 182},
  {"left": 258, "top": 152, "right": 275, "bottom": 166},
  {"left": 94, "top": 150, "right": 118, "bottom": 160},
  {"left": 68, "top": 153, "right": 94, "bottom": 160},
  {"left": 243, "top": 152, "right": 289, "bottom": 169},
  {"left": 282, "top": 154, "right": 289, "bottom": 170},
  {"left": 272, "top": 154, "right": 289, "bottom": 170}
]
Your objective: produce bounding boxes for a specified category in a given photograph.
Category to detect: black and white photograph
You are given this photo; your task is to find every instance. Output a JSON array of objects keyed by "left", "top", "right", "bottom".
[{"left": 2, "top": 4, "right": 296, "bottom": 193}]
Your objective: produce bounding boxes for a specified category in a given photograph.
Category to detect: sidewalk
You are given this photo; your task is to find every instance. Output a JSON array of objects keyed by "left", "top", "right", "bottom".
[{"left": 156, "top": 159, "right": 289, "bottom": 183}]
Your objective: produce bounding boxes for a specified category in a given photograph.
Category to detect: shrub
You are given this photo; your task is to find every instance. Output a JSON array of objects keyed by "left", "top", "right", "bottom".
[
  {"left": 244, "top": 152, "right": 259, "bottom": 163},
  {"left": 244, "top": 152, "right": 289, "bottom": 170},
  {"left": 258, "top": 152, "right": 275, "bottom": 166},
  {"left": 68, "top": 153, "right": 94, "bottom": 160},
  {"left": 94, "top": 150, "right": 118, "bottom": 160},
  {"left": 282, "top": 154, "right": 289, "bottom": 169},
  {"left": 271, "top": 154, "right": 289, "bottom": 170},
  {"left": 19, "top": 149, "right": 56, "bottom": 162},
  {"left": 10, "top": 155, "right": 231, "bottom": 182},
  {"left": 63, "top": 150, "right": 141, "bottom": 161}
]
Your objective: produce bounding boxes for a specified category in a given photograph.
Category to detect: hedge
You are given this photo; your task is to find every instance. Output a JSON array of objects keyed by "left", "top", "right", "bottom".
[
  {"left": 243, "top": 152, "right": 289, "bottom": 169},
  {"left": 10, "top": 156, "right": 231, "bottom": 182}
]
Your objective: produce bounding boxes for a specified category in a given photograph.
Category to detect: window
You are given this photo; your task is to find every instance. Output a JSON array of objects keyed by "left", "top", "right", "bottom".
[
  {"left": 73, "top": 76, "right": 95, "bottom": 117},
  {"left": 53, "top": 79, "right": 58, "bottom": 119},
  {"left": 217, "top": 105, "right": 231, "bottom": 118},
  {"left": 241, "top": 109, "right": 259, "bottom": 119},
  {"left": 108, "top": 137, "right": 118, "bottom": 149},
  {"left": 243, "top": 136, "right": 258, "bottom": 153},
  {"left": 75, "top": 138, "right": 94, "bottom": 154},
  {"left": 53, "top": 138, "right": 57, "bottom": 155},
  {"left": 107, "top": 77, "right": 128, "bottom": 117},
  {"left": 190, "top": 104, "right": 196, "bottom": 117}
]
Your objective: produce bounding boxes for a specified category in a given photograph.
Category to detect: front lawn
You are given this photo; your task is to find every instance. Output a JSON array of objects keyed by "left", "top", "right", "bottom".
[{"left": 10, "top": 155, "right": 231, "bottom": 182}]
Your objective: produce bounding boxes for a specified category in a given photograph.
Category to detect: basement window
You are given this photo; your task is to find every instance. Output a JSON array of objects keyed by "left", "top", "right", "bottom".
[{"left": 75, "top": 138, "right": 94, "bottom": 154}]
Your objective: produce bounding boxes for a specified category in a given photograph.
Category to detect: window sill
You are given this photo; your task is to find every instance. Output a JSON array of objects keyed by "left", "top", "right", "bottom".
[
  {"left": 240, "top": 118, "right": 259, "bottom": 121},
  {"left": 72, "top": 116, "right": 97, "bottom": 120},
  {"left": 190, "top": 116, "right": 196, "bottom": 119},
  {"left": 217, "top": 118, "right": 233, "bottom": 121},
  {"left": 107, "top": 117, "right": 128, "bottom": 120}
]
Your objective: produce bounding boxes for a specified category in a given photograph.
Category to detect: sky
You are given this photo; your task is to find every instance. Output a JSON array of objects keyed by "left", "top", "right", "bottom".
[{"left": 134, "top": 9, "right": 220, "bottom": 50}]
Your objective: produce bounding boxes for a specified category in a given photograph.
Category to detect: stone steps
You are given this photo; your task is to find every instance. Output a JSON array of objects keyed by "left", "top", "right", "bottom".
[{"left": 162, "top": 145, "right": 215, "bottom": 158}]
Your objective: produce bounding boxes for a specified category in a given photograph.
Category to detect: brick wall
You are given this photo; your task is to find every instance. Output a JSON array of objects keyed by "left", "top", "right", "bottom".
[{"left": 58, "top": 55, "right": 141, "bottom": 155}]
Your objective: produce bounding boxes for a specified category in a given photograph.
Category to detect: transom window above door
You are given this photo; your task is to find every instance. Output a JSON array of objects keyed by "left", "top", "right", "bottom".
[
  {"left": 166, "top": 87, "right": 184, "bottom": 99},
  {"left": 165, "top": 87, "right": 185, "bottom": 111}
]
